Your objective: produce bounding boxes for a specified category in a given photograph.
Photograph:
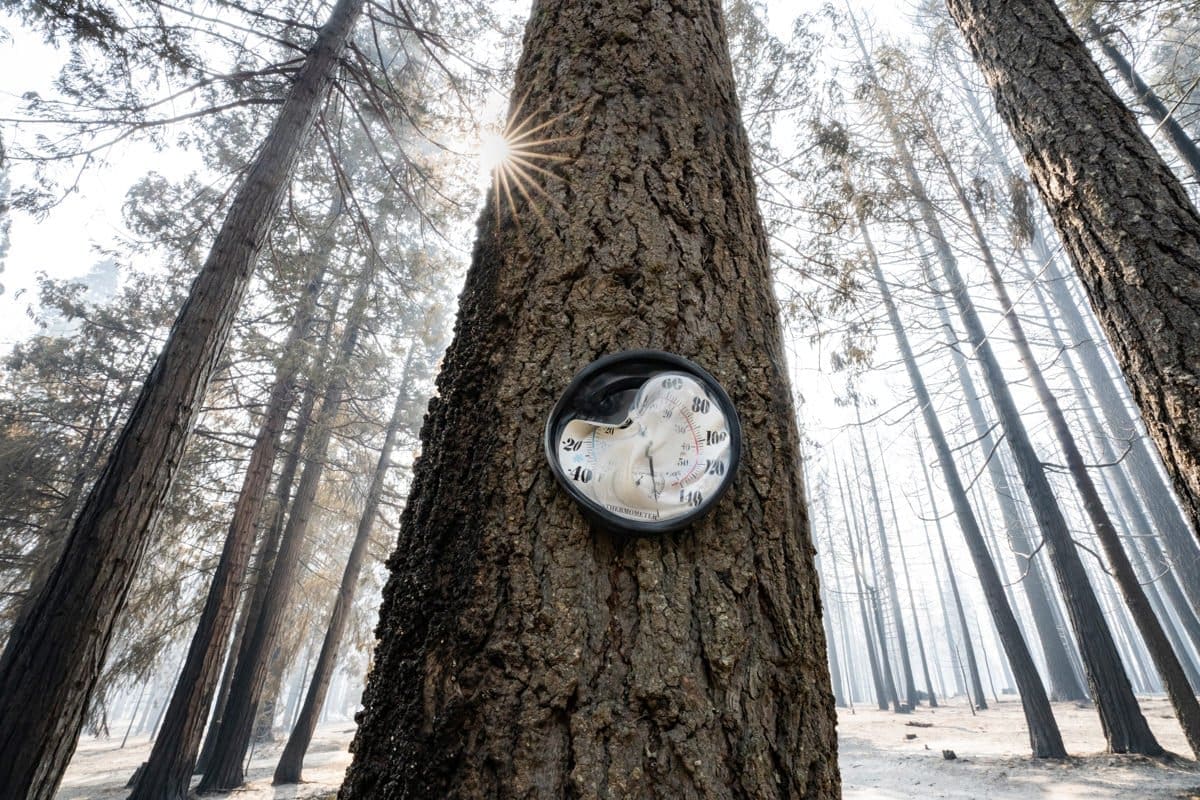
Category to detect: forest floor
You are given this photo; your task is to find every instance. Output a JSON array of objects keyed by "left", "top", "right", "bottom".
[
  {"left": 57, "top": 698, "right": 1200, "bottom": 798},
  {"left": 57, "top": 720, "right": 355, "bottom": 799},
  {"left": 840, "top": 695, "right": 1200, "bottom": 799}
]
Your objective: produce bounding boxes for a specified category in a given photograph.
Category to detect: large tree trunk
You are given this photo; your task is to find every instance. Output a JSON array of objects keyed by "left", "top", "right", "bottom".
[
  {"left": 859, "top": 212, "right": 1063, "bottom": 754},
  {"left": 273, "top": 352, "right": 414, "bottom": 784},
  {"left": 198, "top": 256, "right": 376, "bottom": 792},
  {"left": 0, "top": 3, "right": 363, "bottom": 795},
  {"left": 129, "top": 257, "right": 329, "bottom": 800},
  {"left": 944, "top": 0, "right": 1200, "bottom": 552},
  {"left": 338, "top": 0, "right": 839, "bottom": 795}
]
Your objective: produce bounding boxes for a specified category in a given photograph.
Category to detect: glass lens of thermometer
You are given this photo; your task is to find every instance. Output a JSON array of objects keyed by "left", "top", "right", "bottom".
[{"left": 555, "top": 372, "right": 733, "bottom": 525}]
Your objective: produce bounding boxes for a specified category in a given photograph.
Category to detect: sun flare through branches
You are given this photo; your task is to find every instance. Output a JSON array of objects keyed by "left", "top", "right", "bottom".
[{"left": 479, "top": 92, "right": 580, "bottom": 233}]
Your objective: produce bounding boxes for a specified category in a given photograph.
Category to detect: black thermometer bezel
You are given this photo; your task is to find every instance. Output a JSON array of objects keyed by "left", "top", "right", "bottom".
[{"left": 544, "top": 349, "right": 742, "bottom": 535}]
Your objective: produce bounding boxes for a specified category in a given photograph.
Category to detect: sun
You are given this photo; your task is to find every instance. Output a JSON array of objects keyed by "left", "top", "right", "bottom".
[
  {"left": 476, "top": 94, "right": 582, "bottom": 233},
  {"left": 478, "top": 131, "right": 514, "bottom": 179}
]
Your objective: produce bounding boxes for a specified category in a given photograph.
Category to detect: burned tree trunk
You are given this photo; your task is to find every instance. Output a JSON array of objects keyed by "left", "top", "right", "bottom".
[{"left": 338, "top": 1, "right": 839, "bottom": 795}]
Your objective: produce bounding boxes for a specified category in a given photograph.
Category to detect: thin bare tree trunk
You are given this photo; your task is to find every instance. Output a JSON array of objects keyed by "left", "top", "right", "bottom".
[
  {"left": 858, "top": 210, "right": 1063, "bottom": 753},
  {"left": 854, "top": 406, "right": 919, "bottom": 708},
  {"left": 924, "top": 112, "right": 1200, "bottom": 754},
  {"left": 837, "top": 465, "right": 889, "bottom": 710},
  {"left": 848, "top": 455, "right": 903, "bottom": 714},
  {"left": 875, "top": 440, "right": 937, "bottom": 707},
  {"left": 199, "top": 251, "right": 377, "bottom": 791},
  {"left": 274, "top": 357, "right": 413, "bottom": 783}
]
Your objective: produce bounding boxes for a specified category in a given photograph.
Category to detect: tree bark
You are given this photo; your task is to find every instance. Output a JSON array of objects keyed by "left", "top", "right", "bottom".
[
  {"left": 944, "top": 0, "right": 1200, "bottom": 554},
  {"left": 338, "top": 1, "right": 839, "bottom": 796},
  {"left": 129, "top": 256, "right": 329, "bottom": 800},
  {"left": 0, "top": 2, "right": 363, "bottom": 795},
  {"left": 198, "top": 253, "right": 376, "bottom": 792}
]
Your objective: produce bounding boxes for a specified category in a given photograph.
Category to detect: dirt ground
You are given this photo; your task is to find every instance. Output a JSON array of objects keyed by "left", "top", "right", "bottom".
[
  {"left": 57, "top": 697, "right": 1200, "bottom": 798},
  {"left": 58, "top": 722, "right": 355, "bottom": 800},
  {"left": 839, "top": 696, "right": 1200, "bottom": 799}
]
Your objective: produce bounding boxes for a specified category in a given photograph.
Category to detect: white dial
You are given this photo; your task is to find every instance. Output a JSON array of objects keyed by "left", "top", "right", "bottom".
[{"left": 554, "top": 372, "right": 733, "bottom": 524}]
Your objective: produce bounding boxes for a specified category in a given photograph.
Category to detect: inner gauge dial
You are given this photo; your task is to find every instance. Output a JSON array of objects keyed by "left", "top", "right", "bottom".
[{"left": 545, "top": 352, "right": 741, "bottom": 534}]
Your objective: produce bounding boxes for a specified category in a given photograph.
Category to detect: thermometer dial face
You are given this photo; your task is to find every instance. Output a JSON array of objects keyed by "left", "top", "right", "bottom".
[{"left": 545, "top": 351, "right": 741, "bottom": 534}]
